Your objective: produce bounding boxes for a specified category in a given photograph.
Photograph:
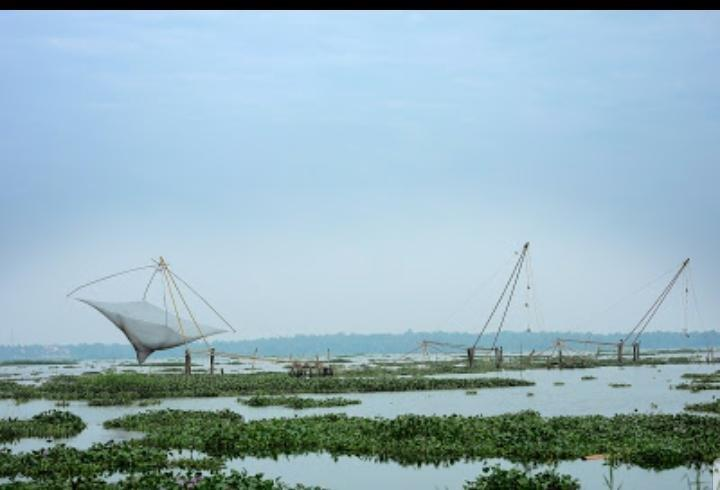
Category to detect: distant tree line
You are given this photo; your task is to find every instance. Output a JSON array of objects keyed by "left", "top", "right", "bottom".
[{"left": 0, "top": 330, "right": 718, "bottom": 361}]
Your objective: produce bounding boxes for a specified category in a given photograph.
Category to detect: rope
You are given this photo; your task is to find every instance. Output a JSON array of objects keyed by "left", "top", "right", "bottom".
[
  {"left": 571, "top": 266, "right": 674, "bottom": 332},
  {"left": 165, "top": 267, "right": 212, "bottom": 350},
  {"left": 160, "top": 264, "right": 189, "bottom": 344},
  {"left": 687, "top": 265, "right": 705, "bottom": 332},
  {"left": 142, "top": 267, "right": 160, "bottom": 301},
  {"left": 472, "top": 244, "right": 528, "bottom": 349},
  {"left": 169, "top": 270, "right": 237, "bottom": 333},
  {"left": 626, "top": 259, "right": 689, "bottom": 345},
  {"left": 66, "top": 265, "right": 155, "bottom": 297},
  {"left": 491, "top": 247, "right": 527, "bottom": 349},
  {"left": 438, "top": 254, "right": 516, "bottom": 331},
  {"left": 525, "top": 249, "right": 545, "bottom": 331}
]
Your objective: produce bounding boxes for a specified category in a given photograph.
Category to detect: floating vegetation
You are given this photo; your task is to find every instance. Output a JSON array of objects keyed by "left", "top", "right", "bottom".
[
  {"left": 0, "top": 372, "right": 533, "bottom": 402},
  {"left": 685, "top": 400, "right": 720, "bottom": 414},
  {"left": 553, "top": 382, "right": 565, "bottom": 386},
  {"left": 526, "top": 392, "right": 535, "bottom": 397},
  {"left": 54, "top": 400, "right": 70, "bottom": 407},
  {"left": 580, "top": 376, "right": 597, "bottom": 381},
  {"left": 87, "top": 394, "right": 137, "bottom": 406},
  {"left": 0, "top": 441, "right": 322, "bottom": 488},
  {"left": 240, "top": 395, "right": 361, "bottom": 409},
  {"left": 104, "top": 409, "right": 720, "bottom": 469},
  {"left": 609, "top": 383, "right": 631, "bottom": 388},
  {"left": 114, "top": 469, "right": 325, "bottom": 489},
  {"left": 136, "top": 399, "right": 162, "bottom": 407},
  {"left": 0, "top": 410, "right": 85, "bottom": 442},
  {"left": 0, "top": 359, "right": 78, "bottom": 366},
  {"left": 0, "top": 380, "right": 35, "bottom": 402},
  {"left": 466, "top": 390, "right": 478, "bottom": 395},
  {"left": 464, "top": 465, "right": 580, "bottom": 489},
  {"left": 677, "top": 371, "right": 720, "bottom": 392},
  {"left": 329, "top": 357, "right": 353, "bottom": 364}
]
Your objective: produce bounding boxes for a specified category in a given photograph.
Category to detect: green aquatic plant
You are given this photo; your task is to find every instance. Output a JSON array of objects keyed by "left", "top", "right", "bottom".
[
  {"left": 553, "top": 382, "right": 565, "bottom": 386},
  {"left": 87, "top": 395, "right": 137, "bottom": 406},
  {"left": 0, "top": 442, "right": 323, "bottom": 488},
  {"left": 136, "top": 399, "right": 162, "bottom": 407},
  {"left": 581, "top": 376, "right": 597, "bottom": 381},
  {"left": 685, "top": 399, "right": 720, "bottom": 414},
  {"left": 0, "top": 359, "right": 78, "bottom": 366},
  {"left": 239, "top": 395, "right": 360, "bottom": 409},
  {"left": 676, "top": 371, "right": 720, "bottom": 392},
  {"left": 103, "top": 409, "right": 720, "bottom": 470},
  {"left": 0, "top": 372, "right": 533, "bottom": 402},
  {"left": 609, "top": 383, "right": 631, "bottom": 388},
  {"left": 464, "top": 465, "right": 580, "bottom": 489},
  {"left": 109, "top": 469, "right": 326, "bottom": 489},
  {"left": 0, "top": 410, "right": 85, "bottom": 442}
]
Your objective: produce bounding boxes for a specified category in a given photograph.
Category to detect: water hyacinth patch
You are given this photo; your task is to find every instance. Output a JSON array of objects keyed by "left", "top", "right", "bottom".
[
  {"left": 104, "top": 409, "right": 720, "bottom": 470},
  {"left": 239, "top": 395, "right": 360, "bottom": 409},
  {"left": 0, "top": 410, "right": 85, "bottom": 443},
  {"left": 0, "top": 372, "right": 534, "bottom": 402},
  {"left": 0, "top": 443, "right": 321, "bottom": 488},
  {"left": 464, "top": 465, "right": 580, "bottom": 490},
  {"left": 676, "top": 371, "right": 720, "bottom": 392},
  {"left": 685, "top": 399, "right": 720, "bottom": 414}
]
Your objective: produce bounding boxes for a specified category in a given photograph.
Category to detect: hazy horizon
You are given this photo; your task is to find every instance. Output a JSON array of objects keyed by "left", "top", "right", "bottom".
[{"left": 1, "top": 11, "right": 718, "bottom": 345}]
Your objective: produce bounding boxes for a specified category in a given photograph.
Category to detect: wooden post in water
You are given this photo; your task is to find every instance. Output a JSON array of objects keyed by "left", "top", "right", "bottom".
[
  {"left": 494, "top": 347, "right": 503, "bottom": 368},
  {"left": 184, "top": 348, "right": 192, "bottom": 376},
  {"left": 558, "top": 348, "right": 563, "bottom": 368},
  {"left": 209, "top": 348, "right": 215, "bottom": 375},
  {"left": 617, "top": 340, "right": 624, "bottom": 364},
  {"left": 467, "top": 347, "right": 475, "bottom": 368},
  {"left": 632, "top": 342, "right": 640, "bottom": 362}
]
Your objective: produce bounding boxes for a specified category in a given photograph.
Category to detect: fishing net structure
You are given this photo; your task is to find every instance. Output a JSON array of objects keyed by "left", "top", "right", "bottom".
[{"left": 67, "top": 257, "right": 235, "bottom": 364}]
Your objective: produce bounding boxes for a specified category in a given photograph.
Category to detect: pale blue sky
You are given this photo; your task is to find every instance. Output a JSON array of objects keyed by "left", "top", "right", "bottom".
[{"left": 0, "top": 11, "right": 718, "bottom": 344}]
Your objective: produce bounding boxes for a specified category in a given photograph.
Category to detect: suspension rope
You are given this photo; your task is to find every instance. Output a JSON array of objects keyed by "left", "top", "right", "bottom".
[
  {"left": 525, "top": 249, "right": 545, "bottom": 331},
  {"left": 687, "top": 264, "right": 705, "bottom": 332},
  {"left": 439, "top": 254, "right": 516, "bottom": 332},
  {"left": 169, "top": 270, "right": 237, "bottom": 333},
  {"left": 142, "top": 267, "right": 160, "bottom": 301},
  {"left": 472, "top": 243, "right": 528, "bottom": 349},
  {"left": 626, "top": 259, "right": 689, "bottom": 345},
  {"left": 570, "top": 266, "right": 675, "bottom": 332},
  {"left": 165, "top": 266, "right": 212, "bottom": 350},
  {"left": 683, "top": 272, "right": 689, "bottom": 336},
  {"left": 66, "top": 265, "right": 155, "bottom": 297},
  {"left": 159, "top": 260, "right": 189, "bottom": 344},
  {"left": 491, "top": 248, "right": 527, "bottom": 349}
]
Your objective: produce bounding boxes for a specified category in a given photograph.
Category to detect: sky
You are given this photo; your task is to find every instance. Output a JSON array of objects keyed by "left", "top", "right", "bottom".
[{"left": 0, "top": 11, "right": 718, "bottom": 345}]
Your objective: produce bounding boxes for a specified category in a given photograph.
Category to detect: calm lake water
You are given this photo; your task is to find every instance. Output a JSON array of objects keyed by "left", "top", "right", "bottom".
[{"left": 1, "top": 360, "right": 718, "bottom": 489}]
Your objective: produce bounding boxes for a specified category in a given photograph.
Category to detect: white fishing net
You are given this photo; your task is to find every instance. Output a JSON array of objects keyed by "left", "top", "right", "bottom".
[{"left": 78, "top": 299, "right": 226, "bottom": 363}]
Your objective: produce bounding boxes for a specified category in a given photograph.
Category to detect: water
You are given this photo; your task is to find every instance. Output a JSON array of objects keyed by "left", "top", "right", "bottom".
[
  {"left": 228, "top": 454, "right": 712, "bottom": 490},
  {"left": 1, "top": 360, "right": 718, "bottom": 488}
]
